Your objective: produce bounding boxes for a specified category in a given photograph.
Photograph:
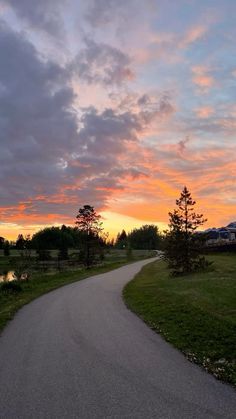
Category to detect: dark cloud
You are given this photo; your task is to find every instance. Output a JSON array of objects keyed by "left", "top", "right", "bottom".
[
  {"left": 85, "top": 0, "right": 155, "bottom": 28},
  {"left": 137, "top": 94, "right": 151, "bottom": 106},
  {"left": 78, "top": 106, "right": 142, "bottom": 155},
  {"left": 63, "top": 97, "right": 172, "bottom": 208},
  {"left": 83, "top": 176, "right": 124, "bottom": 191},
  {"left": 110, "top": 167, "right": 149, "bottom": 180},
  {"left": 85, "top": 0, "right": 128, "bottom": 27},
  {"left": 64, "top": 104, "right": 156, "bottom": 205},
  {"left": 72, "top": 39, "right": 134, "bottom": 85},
  {"left": 0, "top": 21, "right": 174, "bottom": 223},
  {"left": 1, "top": 0, "right": 67, "bottom": 35},
  {"left": 118, "top": 92, "right": 175, "bottom": 115},
  {"left": 178, "top": 136, "right": 190, "bottom": 154},
  {"left": 181, "top": 115, "right": 236, "bottom": 135},
  {"left": 0, "top": 21, "right": 77, "bottom": 207},
  {"left": 159, "top": 96, "right": 175, "bottom": 115}
]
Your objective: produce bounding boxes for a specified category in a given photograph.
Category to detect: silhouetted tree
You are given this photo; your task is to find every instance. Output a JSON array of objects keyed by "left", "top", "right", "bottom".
[
  {"left": 37, "top": 249, "right": 51, "bottom": 261},
  {"left": 129, "top": 225, "right": 161, "bottom": 249},
  {"left": 108, "top": 238, "right": 114, "bottom": 247},
  {"left": 0, "top": 236, "right": 5, "bottom": 250},
  {"left": 3, "top": 240, "right": 10, "bottom": 256},
  {"left": 16, "top": 234, "right": 25, "bottom": 250},
  {"left": 58, "top": 247, "right": 69, "bottom": 261},
  {"left": 165, "top": 186, "right": 209, "bottom": 275},
  {"left": 115, "top": 229, "right": 128, "bottom": 248},
  {"left": 32, "top": 226, "right": 74, "bottom": 250},
  {"left": 126, "top": 243, "right": 133, "bottom": 260},
  {"left": 75, "top": 205, "right": 103, "bottom": 268},
  {"left": 14, "top": 234, "right": 32, "bottom": 259}
]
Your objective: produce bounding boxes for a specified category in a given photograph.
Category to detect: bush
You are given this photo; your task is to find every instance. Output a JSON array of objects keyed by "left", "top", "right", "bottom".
[
  {"left": 0, "top": 281, "right": 22, "bottom": 294},
  {"left": 193, "top": 256, "right": 213, "bottom": 272},
  {"left": 58, "top": 247, "right": 69, "bottom": 260},
  {"left": 126, "top": 246, "right": 133, "bottom": 260},
  {"left": 3, "top": 241, "right": 10, "bottom": 256},
  {"left": 37, "top": 249, "right": 51, "bottom": 261}
]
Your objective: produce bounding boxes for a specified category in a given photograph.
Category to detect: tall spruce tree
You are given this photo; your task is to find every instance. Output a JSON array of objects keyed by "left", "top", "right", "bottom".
[
  {"left": 75, "top": 205, "right": 103, "bottom": 268},
  {"left": 115, "top": 229, "right": 128, "bottom": 248},
  {"left": 165, "top": 186, "right": 208, "bottom": 275}
]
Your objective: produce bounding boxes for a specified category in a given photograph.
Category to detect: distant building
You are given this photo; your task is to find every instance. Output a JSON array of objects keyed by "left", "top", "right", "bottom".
[
  {"left": 205, "top": 222, "right": 236, "bottom": 244},
  {"left": 227, "top": 222, "right": 236, "bottom": 240}
]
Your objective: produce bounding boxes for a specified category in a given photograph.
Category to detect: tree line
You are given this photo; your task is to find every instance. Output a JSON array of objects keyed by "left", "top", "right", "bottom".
[
  {"left": 0, "top": 208, "right": 162, "bottom": 268},
  {"left": 115, "top": 225, "right": 161, "bottom": 250},
  {"left": 0, "top": 218, "right": 162, "bottom": 256},
  {"left": 0, "top": 187, "right": 210, "bottom": 274}
]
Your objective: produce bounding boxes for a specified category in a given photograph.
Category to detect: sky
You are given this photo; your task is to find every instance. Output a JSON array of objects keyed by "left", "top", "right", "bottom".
[{"left": 0, "top": 0, "right": 235, "bottom": 240}]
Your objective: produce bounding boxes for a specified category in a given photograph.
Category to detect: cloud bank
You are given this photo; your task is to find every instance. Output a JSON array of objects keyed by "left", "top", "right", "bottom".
[{"left": 0, "top": 0, "right": 235, "bottom": 236}]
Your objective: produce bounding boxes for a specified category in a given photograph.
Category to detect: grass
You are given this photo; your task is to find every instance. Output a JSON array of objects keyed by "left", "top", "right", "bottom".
[
  {"left": 123, "top": 253, "right": 236, "bottom": 386},
  {"left": 0, "top": 249, "right": 154, "bottom": 272},
  {"left": 0, "top": 256, "right": 12, "bottom": 271},
  {"left": 0, "top": 250, "right": 155, "bottom": 334}
]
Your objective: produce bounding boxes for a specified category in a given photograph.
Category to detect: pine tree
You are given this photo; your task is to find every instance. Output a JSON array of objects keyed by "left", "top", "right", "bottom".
[
  {"left": 75, "top": 205, "right": 103, "bottom": 268},
  {"left": 165, "top": 186, "right": 208, "bottom": 275},
  {"left": 115, "top": 229, "right": 127, "bottom": 248}
]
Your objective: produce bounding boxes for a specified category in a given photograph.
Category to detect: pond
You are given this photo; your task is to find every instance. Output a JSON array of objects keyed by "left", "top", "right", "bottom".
[
  {"left": 0, "top": 271, "right": 16, "bottom": 282},
  {"left": 0, "top": 271, "right": 29, "bottom": 282}
]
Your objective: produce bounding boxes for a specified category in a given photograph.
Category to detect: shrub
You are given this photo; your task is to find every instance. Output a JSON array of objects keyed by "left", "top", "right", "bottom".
[
  {"left": 37, "top": 249, "right": 51, "bottom": 261},
  {"left": 0, "top": 281, "right": 22, "bottom": 294}
]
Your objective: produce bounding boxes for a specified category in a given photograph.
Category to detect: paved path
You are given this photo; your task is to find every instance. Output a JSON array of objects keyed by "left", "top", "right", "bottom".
[{"left": 0, "top": 258, "right": 235, "bottom": 418}]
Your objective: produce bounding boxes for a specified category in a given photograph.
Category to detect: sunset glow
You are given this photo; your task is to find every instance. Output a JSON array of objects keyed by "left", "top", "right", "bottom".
[{"left": 0, "top": 0, "right": 235, "bottom": 240}]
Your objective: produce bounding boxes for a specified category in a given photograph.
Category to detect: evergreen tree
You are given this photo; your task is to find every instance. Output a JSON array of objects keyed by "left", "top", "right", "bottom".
[
  {"left": 16, "top": 234, "right": 25, "bottom": 250},
  {"left": 75, "top": 205, "right": 103, "bottom": 268},
  {"left": 165, "top": 186, "right": 208, "bottom": 275},
  {"left": 0, "top": 236, "right": 5, "bottom": 250},
  {"left": 115, "top": 229, "right": 127, "bottom": 248},
  {"left": 129, "top": 225, "right": 160, "bottom": 249}
]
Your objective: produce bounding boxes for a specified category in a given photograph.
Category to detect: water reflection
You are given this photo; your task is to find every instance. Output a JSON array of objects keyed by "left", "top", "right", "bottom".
[
  {"left": 0, "top": 271, "right": 29, "bottom": 282},
  {"left": 0, "top": 271, "right": 15, "bottom": 282}
]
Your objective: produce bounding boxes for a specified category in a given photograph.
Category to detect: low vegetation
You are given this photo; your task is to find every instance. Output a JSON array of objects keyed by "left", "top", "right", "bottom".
[{"left": 123, "top": 253, "right": 236, "bottom": 386}]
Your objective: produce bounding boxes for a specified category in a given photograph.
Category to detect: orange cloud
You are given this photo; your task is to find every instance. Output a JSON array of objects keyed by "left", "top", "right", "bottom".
[
  {"left": 1, "top": 146, "right": 235, "bottom": 240},
  {"left": 104, "top": 139, "right": 236, "bottom": 231},
  {"left": 192, "top": 66, "right": 215, "bottom": 92},
  {"left": 195, "top": 106, "right": 214, "bottom": 118},
  {"left": 132, "top": 23, "right": 209, "bottom": 66},
  {"left": 180, "top": 25, "right": 208, "bottom": 48}
]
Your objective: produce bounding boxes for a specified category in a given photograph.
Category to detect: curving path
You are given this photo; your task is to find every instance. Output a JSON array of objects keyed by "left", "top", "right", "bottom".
[{"left": 0, "top": 258, "right": 235, "bottom": 418}]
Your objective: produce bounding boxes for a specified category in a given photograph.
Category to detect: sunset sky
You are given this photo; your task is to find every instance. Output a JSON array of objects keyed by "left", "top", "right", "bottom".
[{"left": 0, "top": 0, "right": 235, "bottom": 240}]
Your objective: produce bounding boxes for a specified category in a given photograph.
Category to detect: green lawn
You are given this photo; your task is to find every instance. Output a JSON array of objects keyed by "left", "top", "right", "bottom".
[
  {"left": 0, "top": 256, "right": 12, "bottom": 271},
  {"left": 123, "top": 254, "right": 236, "bottom": 386}
]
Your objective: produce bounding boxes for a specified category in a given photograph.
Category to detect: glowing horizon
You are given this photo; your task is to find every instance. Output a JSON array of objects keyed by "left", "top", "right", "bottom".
[{"left": 0, "top": 1, "right": 235, "bottom": 241}]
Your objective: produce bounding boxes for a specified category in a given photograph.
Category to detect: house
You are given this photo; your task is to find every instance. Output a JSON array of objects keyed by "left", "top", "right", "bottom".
[
  {"left": 205, "top": 222, "right": 236, "bottom": 245},
  {"left": 226, "top": 222, "right": 236, "bottom": 241}
]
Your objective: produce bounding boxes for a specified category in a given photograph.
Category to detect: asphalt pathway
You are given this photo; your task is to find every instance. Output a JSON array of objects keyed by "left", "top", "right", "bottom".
[{"left": 0, "top": 258, "right": 235, "bottom": 418}]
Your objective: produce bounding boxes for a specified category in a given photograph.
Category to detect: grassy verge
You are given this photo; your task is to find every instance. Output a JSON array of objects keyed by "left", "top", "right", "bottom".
[
  {"left": 0, "top": 257, "right": 12, "bottom": 271},
  {"left": 123, "top": 254, "right": 236, "bottom": 386},
  {"left": 0, "top": 255, "right": 151, "bottom": 334}
]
